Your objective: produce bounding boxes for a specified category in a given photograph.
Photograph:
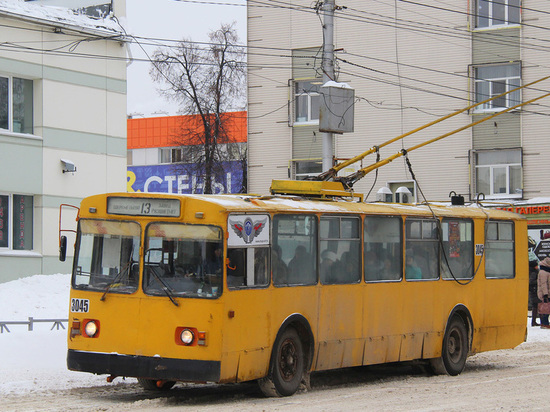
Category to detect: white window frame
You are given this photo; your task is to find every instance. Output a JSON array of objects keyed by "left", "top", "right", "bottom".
[
  {"left": 159, "top": 147, "right": 184, "bottom": 164},
  {"left": 293, "top": 79, "right": 321, "bottom": 125},
  {"left": 473, "top": 63, "right": 521, "bottom": 113},
  {"left": 473, "top": 149, "right": 522, "bottom": 199},
  {"left": 475, "top": 0, "right": 521, "bottom": 29},
  {"left": 129, "top": 148, "right": 159, "bottom": 166},
  {"left": 0, "top": 74, "right": 33, "bottom": 134},
  {"left": 291, "top": 159, "right": 322, "bottom": 180}
]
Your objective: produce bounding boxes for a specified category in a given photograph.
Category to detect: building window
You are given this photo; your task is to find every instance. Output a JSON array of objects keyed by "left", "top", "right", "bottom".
[
  {"left": 160, "top": 148, "right": 171, "bottom": 164},
  {"left": 160, "top": 147, "right": 197, "bottom": 164},
  {"left": 0, "top": 75, "right": 33, "bottom": 134},
  {"left": 475, "top": 0, "right": 520, "bottom": 29},
  {"left": 474, "top": 149, "right": 522, "bottom": 198},
  {"left": 130, "top": 148, "right": 161, "bottom": 165},
  {"left": 294, "top": 80, "right": 321, "bottom": 124},
  {"left": 292, "top": 159, "right": 322, "bottom": 180},
  {"left": 0, "top": 194, "right": 33, "bottom": 250},
  {"left": 474, "top": 64, "right": 520, "bottom": 111},
  {"left": 160, "top": 147, "right": 183, "bottom": 164}
]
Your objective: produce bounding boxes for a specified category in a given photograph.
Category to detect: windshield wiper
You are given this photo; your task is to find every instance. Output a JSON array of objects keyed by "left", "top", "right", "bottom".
[
  {"left": 147, "top": 266, "right": 179, "bottom": 307},
  {"left": 100, "top": 253, "right": 134, "bottom": 302}
]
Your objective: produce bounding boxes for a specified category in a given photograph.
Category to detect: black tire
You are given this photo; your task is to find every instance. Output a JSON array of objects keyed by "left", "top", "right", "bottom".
[
  {"left": 431, "top": 315, "right": 468, "bottom": 376},
  {"left": 137, "top": 378, "right": 176, "bottom": 391},
  {"left": 258, "top": 327, "right": 304, "bottom": 397}
]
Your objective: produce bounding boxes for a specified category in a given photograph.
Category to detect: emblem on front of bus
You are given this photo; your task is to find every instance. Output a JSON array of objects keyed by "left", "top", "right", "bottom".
[{"left": 229, "top": 216, "right": 268, "bottom": 245}]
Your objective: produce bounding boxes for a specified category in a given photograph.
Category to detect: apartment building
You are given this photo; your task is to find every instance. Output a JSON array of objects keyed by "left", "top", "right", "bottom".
[
  {"left": 247, "top": 0, "right": 550, "bottom": 258},
  {"left": 0, "top": 1, "right": 127, "bottom": 282}
]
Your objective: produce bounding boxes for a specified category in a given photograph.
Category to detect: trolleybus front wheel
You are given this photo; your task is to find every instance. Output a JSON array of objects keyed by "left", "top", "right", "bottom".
[
  {"left": 137, "top": 378, "right": 176, "bottom": 391},
  {"left": 258, "top": 327, "right": 305, "bottom": 397},
  {"left": 430, "top": 315, "right": 468, "bottom": 376}
]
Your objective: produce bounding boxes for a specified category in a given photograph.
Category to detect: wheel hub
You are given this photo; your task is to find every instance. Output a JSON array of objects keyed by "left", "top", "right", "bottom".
[{"left": 279, "top": 338, "right": 298, "bottom": 381}]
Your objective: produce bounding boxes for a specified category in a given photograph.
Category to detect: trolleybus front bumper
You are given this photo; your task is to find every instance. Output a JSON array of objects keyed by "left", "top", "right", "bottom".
[{"left": 67, "top": 349, "right": 221, "bottom": 382}]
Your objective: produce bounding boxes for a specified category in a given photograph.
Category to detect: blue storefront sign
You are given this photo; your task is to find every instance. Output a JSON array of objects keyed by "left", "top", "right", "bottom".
[{"left": 127, "top": 162, "right": 244, "bottom": 194}]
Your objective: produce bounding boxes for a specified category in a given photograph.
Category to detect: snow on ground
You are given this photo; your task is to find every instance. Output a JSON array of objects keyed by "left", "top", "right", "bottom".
[
  {"left": 0, "top": 274, "right": 548, "bottom": 396},
  {"left": 0, "top": 274, "right": 129, "bottom": 395}
]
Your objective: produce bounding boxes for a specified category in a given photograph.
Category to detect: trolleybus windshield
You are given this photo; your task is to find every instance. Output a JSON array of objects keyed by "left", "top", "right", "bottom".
[
  {"left": 143, "top": 222, "right": 223, "bottom": 298},
  {"left": 72, "top": 219, "right": 141, "bottom": 294}
]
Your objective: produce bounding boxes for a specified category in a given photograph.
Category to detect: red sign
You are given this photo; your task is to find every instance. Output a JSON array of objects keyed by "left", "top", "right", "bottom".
[{"left": 497, "top": 205, "right": 550, "bottom": 215}]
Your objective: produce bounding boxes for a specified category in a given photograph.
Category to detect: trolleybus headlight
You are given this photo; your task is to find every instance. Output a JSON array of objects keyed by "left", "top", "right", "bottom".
[
  {"left": 83, "top": 320, "right": 99, "bottom": 338},
  {"left": 180, "top": 328, "right": 195, "bottom": 345}
]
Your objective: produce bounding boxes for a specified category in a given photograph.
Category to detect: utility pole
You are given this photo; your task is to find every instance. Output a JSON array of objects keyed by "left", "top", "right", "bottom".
[{"left": 321, "top": 0, "right": 335, "bottom": 172}]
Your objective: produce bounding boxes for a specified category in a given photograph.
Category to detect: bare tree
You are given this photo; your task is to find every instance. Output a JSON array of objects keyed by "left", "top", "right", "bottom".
[{"left": 150, "top": 23, "right": 246, "bottom": 194}]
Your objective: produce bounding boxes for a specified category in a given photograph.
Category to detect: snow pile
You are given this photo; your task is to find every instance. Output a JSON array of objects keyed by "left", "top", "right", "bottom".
[
  {"left": 0, "top": 274, "right": 121, "bottom": 396},
  {"left": 0, "top": 0, "right": 124, "bottom": 34},
  {"left": 0, "top": 273, "right": 70, "bottom": 321}
]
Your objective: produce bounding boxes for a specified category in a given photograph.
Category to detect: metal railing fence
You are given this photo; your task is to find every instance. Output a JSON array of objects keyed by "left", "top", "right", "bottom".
[{"left": 0, "top": 317, "right": 68, "bottom": 333}]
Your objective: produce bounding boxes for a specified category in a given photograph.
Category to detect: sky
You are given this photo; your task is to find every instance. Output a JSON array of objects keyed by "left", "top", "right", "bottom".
[
  {"left": 0, "top": 272, "right": 548, "bottom": 396},
  {"left": 124, "top": 0, "right": 247, "bottom": 117}
]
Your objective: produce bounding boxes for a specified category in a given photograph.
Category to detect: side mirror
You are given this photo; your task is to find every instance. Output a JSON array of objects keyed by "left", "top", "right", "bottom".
[{"left": 59, "top": 235, "right": 67, "bottom": 262}]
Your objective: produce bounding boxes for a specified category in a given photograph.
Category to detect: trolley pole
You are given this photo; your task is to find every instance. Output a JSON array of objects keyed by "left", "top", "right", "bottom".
[{"left": 321, "top": 0, "right": 335, "bottom": 172}]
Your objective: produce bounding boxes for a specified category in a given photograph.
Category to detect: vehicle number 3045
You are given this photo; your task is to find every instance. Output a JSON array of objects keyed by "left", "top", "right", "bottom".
[{"left": 71, "top": 298, "right": 89, "bottom": 313}]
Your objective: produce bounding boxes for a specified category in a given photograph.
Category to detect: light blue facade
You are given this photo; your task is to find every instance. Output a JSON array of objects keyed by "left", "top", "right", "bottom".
[{"left": 0, "top": 4, "right": 127, "bottom": 283}]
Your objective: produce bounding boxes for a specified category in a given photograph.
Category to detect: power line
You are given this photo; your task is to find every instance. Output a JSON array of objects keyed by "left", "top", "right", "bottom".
[{"left": 3, "top": 1, "right": 549, "bottom": 119}]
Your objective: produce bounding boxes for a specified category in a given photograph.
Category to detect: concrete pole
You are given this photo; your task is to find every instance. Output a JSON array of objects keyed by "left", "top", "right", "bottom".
[{"left": 321, "top": 0, "right": 335, "bottom": 172}]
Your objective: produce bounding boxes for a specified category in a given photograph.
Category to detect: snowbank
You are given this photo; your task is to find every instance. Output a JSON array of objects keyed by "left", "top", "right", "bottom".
[{"left": 0, "top": 274, "right": 121, "bottom": 395}]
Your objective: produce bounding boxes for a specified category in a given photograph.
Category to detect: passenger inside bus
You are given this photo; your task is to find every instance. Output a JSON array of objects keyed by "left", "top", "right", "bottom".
[
  {"left": 405, "top": 251, "right": 422, "bottom": 280},
  {"left": 339, "top": 251, "right": 359, "bottom": 283},
  {"left": 364, "top": 250, "right": 383, "bottom": 281},
  {"left": 320, "top": 250, "right": 337, "bottom": 281},
  {"left": 287, "top": 245, "right": 315, "bottom": 284},
  {"left": 409, "top": 245, "right": 426, "bottom": 275},
  {"left": 227, "top": 248, "right": 245, "bottom": 287},
  {"left": 272, "top": 244, "right": 288, "bottom": 284},
  {"left": 380, "top": 257, "right": 399, "bottom": 280},
  {"left": 204, "top": 247, "right": 223, "bottom": 275}
]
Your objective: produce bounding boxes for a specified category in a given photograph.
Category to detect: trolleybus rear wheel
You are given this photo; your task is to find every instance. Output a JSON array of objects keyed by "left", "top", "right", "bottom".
[
  {"left": 137, "top": 378, "right": 176, "bottom": 391},
  {"left": 430, "top": 315, "right": 468, "bottom": 376},
  {"left": 258, "top": 327, "right": 304, "bottom": 397}
]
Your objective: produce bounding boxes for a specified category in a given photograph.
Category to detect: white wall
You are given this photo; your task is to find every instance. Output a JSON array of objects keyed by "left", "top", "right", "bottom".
[
  {"left": 0, "top": 0, "right": 128, "bottom": 280},
  {"left": 247, "top": 1, "right": 484, "bottom": 201}
]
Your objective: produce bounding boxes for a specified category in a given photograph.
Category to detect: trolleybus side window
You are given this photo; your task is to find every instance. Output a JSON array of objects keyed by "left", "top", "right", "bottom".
[
  {"left": 405, "top": 218, "right": 439, "bottom": 280},
  {"left": 143, "top": 223, "right": 223, "bottom": 298},
  {"left": 364, "top": 216, "right": 403, "bottom": 282},
  {"left": 226, "top": 214, "right": 271, "bottom": 289},
  {"left": 485, "top": 221, "right": 515, "bottom": 279},
  {"left": 320, "top": 215, "right": 361, "bottom": 284},
  {"left": 273, "top": 214, "right": 317, "bottom": 286},
  {"left": 227, "top": 246, "right": 270, "bottom": 288},
  {"left": 441, "top": 219, "right": 474, "bottom": 280},
  {"left": 73, "top": 219, "right": 141, "bottom": 293}
]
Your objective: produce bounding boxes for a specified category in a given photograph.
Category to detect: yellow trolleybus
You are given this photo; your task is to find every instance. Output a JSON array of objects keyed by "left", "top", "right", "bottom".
[{"left": 63, "top": 190, "right": 527, "bottom": 396}]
